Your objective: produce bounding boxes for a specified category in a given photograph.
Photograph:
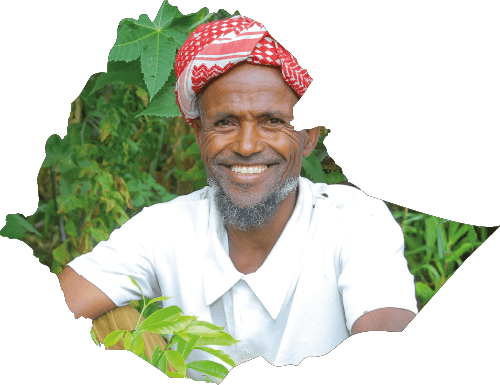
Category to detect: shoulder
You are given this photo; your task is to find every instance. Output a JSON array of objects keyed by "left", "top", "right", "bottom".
[
  {"left": 128, "top": 186, "right": 211, "bottom": 226},
  {"left": 303, "top": 177, "right": 395, "bottom": 226}
]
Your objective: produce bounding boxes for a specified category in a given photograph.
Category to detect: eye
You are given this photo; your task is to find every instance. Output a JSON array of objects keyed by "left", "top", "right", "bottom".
[
  {"left": 214, "top": 119, "right": 234, "bottom": 127},
  {"left": 264, "top": 118, "right": 286, "bottom": 127}
]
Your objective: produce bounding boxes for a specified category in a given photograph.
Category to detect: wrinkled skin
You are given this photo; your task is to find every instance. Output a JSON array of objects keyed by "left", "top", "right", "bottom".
[{"left": 192, "top": 62, "right": 320, "bottom": 273}]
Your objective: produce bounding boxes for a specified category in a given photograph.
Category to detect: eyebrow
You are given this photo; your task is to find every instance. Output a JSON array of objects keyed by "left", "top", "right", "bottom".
[{"left": 211, "top": 110, "right": 291, "bottom": 122}]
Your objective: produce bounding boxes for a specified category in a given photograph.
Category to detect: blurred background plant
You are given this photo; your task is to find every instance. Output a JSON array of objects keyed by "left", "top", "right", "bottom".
[{"left": 1, "top": 1, "right": 497, "bottom": 316}]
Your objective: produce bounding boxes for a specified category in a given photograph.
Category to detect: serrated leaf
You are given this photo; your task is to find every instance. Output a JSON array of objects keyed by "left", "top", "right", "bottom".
[
  {"left": 103, "top": 330, "right": 127, "bottom": 347},
  {"left": 194, "top": 346, "right": 236, "bottom": 367},
  {"left": 164, "top": 350, "right": 187, "bottom": 375},
  {"left": 136, "top": 82, "right": 181, "bottom": 118},
  {"left": 90, "top": 59, "right": 144, "bottom": 95},
  {"left": 186, "top": 360, "right": 229, "bottom": 380},
  {"left": 109, "top": 1, "right": 186, "bottom": 100}
]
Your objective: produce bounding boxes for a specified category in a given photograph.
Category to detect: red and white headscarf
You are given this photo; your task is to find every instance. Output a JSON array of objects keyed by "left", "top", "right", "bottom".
[{"left": 174, "top": 15, "right": 313, "bottom": 127}]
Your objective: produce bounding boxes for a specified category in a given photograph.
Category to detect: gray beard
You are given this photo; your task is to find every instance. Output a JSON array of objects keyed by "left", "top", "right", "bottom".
[{"left": 207, "top": 175, "right": 300, "bottom": 232}]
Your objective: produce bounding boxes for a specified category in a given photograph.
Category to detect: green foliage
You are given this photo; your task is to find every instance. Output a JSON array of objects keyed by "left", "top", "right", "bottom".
[
  {"left": 389, "top": 206, "right": 493, "bottom": 309},
  {"left": 97, "top": 276, "right": 239, "bottom": 381}
]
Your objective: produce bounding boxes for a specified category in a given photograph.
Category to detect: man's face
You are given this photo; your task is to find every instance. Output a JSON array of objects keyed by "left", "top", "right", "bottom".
[{"left": 192, "top": 63, "right": 319, "bottom": 231}]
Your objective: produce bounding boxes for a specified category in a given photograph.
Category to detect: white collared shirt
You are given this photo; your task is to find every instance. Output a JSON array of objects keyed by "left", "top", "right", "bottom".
[{"left": 68, "top": 176, "right": 418, "bottom": 380}]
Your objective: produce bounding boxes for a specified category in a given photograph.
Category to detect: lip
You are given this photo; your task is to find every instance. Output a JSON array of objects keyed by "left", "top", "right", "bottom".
[{"left": 223, "top": 164, "right": 273, "bottom": 182}]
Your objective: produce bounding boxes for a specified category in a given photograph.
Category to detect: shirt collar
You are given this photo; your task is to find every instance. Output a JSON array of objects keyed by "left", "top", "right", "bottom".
[{"left": 203, "top": 177, "right": 314, "bottom": 320}]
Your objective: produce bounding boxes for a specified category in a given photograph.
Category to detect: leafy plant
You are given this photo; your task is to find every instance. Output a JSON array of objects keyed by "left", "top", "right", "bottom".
[
  {"left": 95, "top": 276, "right": 239, "bottom": 382},
  {"left": 390, "top": 207, "right": 491, "bottom": 309}
]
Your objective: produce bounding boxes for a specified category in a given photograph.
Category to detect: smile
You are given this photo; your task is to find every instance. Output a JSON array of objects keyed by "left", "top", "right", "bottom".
[{"left": 223, "top": 164, "right": 273, "bottom": 180}]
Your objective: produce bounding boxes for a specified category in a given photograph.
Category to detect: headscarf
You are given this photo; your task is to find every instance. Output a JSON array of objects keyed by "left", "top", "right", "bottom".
[{"left": 174, "top": 15, "right": 312, "bottom": 127}]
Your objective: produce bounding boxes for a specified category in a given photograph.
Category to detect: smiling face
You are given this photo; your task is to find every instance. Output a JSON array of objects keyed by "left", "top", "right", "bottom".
[{"left": 192, "top": 62, "right": 320, "bottom": 231}]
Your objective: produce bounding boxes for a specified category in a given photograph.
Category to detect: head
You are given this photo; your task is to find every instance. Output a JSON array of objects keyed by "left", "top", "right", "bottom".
[{"left": 191, "top": 62, "right": 320, "bottom": 232}]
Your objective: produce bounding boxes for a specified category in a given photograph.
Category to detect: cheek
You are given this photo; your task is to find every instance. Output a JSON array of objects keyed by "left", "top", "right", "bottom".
[
  {"left": 199, "top": 131, "right": 224, "bottom": 165},
  {"left": 278, "top": 131, "right": 304, "bottom": 166}
]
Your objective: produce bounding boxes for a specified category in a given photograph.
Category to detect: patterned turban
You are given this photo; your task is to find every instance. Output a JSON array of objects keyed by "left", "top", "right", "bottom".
[{"left": 174, "top": 15, "right": 313, "bottom": 127}]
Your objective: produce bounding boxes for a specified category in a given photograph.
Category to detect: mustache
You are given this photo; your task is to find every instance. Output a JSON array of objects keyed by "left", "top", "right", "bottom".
[{"left": 212, "top": 155, "right": 284, "bottom": 166}]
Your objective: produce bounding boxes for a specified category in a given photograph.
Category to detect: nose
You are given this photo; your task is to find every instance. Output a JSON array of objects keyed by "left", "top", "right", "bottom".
[{"left": 230, "top": 122, "right": 265, "bottom": 157}]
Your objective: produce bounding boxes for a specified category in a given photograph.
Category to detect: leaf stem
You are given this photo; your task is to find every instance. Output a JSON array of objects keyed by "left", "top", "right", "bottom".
[{"left": 188, "top": 12, "right": 214, "bottom": 32}]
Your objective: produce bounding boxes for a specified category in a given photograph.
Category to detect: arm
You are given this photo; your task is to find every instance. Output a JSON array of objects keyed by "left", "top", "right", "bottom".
[
  {"left": 351, "top": 307, "right": 416, "bottom": 335},
  {"left": 58, "top": 266, "right": 116, "bottom": 320}
]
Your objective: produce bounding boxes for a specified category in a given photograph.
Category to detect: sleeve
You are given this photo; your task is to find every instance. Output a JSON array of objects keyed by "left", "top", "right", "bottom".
[
  {"left": 336, "top": 196, "right": 418, "bottom": 334},
  {"left": 67, "top": 206, "right": 161, "bottom": 308}
]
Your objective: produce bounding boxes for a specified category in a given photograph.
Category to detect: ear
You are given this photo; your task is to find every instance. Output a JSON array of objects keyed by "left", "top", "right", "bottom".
[
  {"left": 302, "top": 126, "right": 322, "bottom": 158},
  {"left": 192, "top": 118, "right": 203, "bottom": 150}
]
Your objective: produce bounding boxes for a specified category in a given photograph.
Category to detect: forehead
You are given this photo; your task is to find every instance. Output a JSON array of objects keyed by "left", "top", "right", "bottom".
[{"left": 199, "top": 63, "right": 298, "bottom": 116}]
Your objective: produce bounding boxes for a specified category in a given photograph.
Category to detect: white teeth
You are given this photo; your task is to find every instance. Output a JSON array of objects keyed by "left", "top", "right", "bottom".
[{"left": 231, "top": 165, "right": 268, "bottom": 174}]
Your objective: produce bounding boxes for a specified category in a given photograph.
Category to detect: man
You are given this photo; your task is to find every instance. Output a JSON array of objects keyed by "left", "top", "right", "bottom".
[{"left": 58, "top": 15, "right": 417, "bottom": 379}]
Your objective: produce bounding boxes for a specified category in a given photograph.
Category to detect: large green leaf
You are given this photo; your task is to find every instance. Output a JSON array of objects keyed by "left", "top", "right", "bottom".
[
  {"left": 0, "top": 213, "right": 41, "bottom": 240},
  {"left": 109, "top": 0, "right": 187, "bottom": 100},
  {"left": 140, "top": 305, "right": 183, "bottom": 331},
  {"left": 90, "top": 59, "right": 144, "bottom": 95},
  {"left": 136, "top": 83, "right": 181, "bottom": 118},
  {"left": 186, "top": 360, "right": 229, "bottom": 380}
]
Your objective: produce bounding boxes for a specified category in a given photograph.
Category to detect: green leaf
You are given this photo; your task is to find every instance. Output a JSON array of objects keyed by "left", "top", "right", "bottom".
[
  {"left": 89, "top": 227, "right": 110, "bottom": 243},
  {"left": 179, "top": 334, "right": 201, "bottom": 359},
  {"left": 424, "top": 217, "right": 438, "bottom": 248},
  {"left": 164, "top": 350, "right": 187, "bottom": 376},
  {"left": 123, "top": 331, "right": 133, "bottom": 350},
  {"left": 183, "top": 321, "right": 225, "bottom": 337},
  {"left": 130, "top": 333, "right": 145, "bottom": 356},
  {"left": 0, "top": 213, "right": 41, "bottom": 240},
  {"left": 136, "top": 83, "right": 181, "bottom": 118},
  {"left": 186, "top": 360, "right": 229, "bottom": 380},
  {"left": 127, "top": 275, "right": 144, "bottom": 298},
  {"left": 140, "top": 313, "right": 196, "bottom": 335},
  {"left": 52, "top": 241, "right": 70, "bottom": 265},
  {"left": 91, "top": 328, "right": 100, "bottom": 346},
  {"left": 147, "top": 296, "right": 170, "bottom": 306},
  {"left": 436, "top": 224, "right": 445, "bottom": 260},
  {"left": 42, "top": 134, "right": 73, "bottom": 168},
  {"left": 152, "top": 343, "right": 162, "bottom": 367},
  {"left": 195, "top": 346, "right": 237, "bottom": 367},
  {"left": 90, "top": 59, "right": 144, "bottom": 95},
  {"left": 103, "top": 330, "right": 127, "bottom": 347},
  {"left": 449, "top": 223, "right": 469, "bottom": 245},
  {"left": 301, "top": 153, "right": 326, "bottom": 183},
  {"left": 194, "top": 332, "right": 240, "bottom": 348},
  {"left": 468, "top": 226, "right": 478, "bottom": 245},
  {"left": 140, "top": 306, "right": 183, "bottom": 332},
  {"left": 109, "top": 1, "right": 185, "bottom": 100}
]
